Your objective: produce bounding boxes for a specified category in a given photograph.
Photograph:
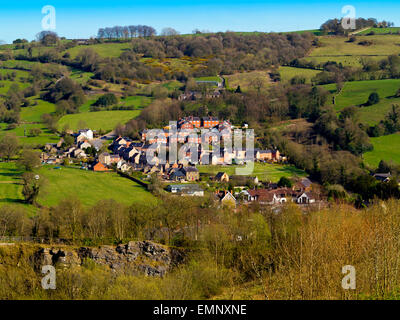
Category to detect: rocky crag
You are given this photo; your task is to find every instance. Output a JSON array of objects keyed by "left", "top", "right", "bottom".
[{"left": 33, "top": 241, "right": 184, "bottom": 277}]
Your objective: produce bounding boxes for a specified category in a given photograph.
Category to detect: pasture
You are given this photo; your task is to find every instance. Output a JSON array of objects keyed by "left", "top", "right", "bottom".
[
  {"left": 64, "top": 42, "right": 132, "bottom": 58},
  {"left": 120, "top": 95, "right": 153, "bottom": 108},
  {"left": 20, "top": 98, "right": 56, "bottom": 123},
  {"left": 309, "top": 35, "right": 400, "bottom": 57},
  {"left": 37, "top": 165, "right": 156, "bottom": 207},
  {"left": 195, "top": 76, "right": 221, "bottom": 82},
  {"left": 58, "top": 109, "right": 142, "bottom": 132},
  {"left": 224, "top": 71, "right": 271, "bottom": 91},
  {"left": 0, "top": 162, "right": 36, "bottom": 213},
  {"left": 357, "top": 27, "right": 400, "bottom": 35},
  {"left": 321, "top": 79, "right": 400, "bottom": 125},
  {"left": 198, "top": 162, "right": 306, "bottom": 182},
  {"left": 363, "top": 133, "right": 400, "bottom": 167},
  {"left": 278, "top": 66, "right": 321, "bottom": 84},
  {"left": 0, "top": 123, "right": 60, "bottom": 146},
  {"left": 301, "top": 55, "right": 365, "bottom": 68}
]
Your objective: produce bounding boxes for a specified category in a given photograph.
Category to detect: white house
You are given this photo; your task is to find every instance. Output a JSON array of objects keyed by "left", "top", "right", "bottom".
[
  {"left": 79, "top": 141, "right": 92, "bottom": 150},
  {"left": 77, "top": 129, "right": 94, "bottom": 142},
  {"left": 296, "top": 192, "right": 316, "bottom": 204}
]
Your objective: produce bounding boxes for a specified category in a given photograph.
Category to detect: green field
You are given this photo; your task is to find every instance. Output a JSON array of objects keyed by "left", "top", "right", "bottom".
[
  {"left": 321, "top": 79, "right": 400, "bottom": 125},
  {"left": 310, "top": 35, "right": 400, "bottom": 57},
  {"left": 58, "top": 109, "right": 142, "bottom": 132},
  {"left": 364, "top": 133, "right": 400, "bottom": 167},
  {"left": 279, "top": 66, "right": 321, "bottom": 84},
  {"left": 301, "top": 55, "right": 365, "bottom": 68},
  {"left": 303, "top": 34, "right": 400, "bottom": 68},
  {"left": 0, "top": 80, "right": 30, "bottom": 95},
  {"left": 225, "top": 71, "right": 271, "bottom": 91},
  {"left": 195, "top": 76, "right": 221, "bottom": 82},
  {"left": 37, "top": 165, "right": 156, "bottom": 207},
  {"left": 20, "top": 98, "right": 56, "bottom": 122},
  {"left": 120, "top": 95, "right": 153, "bottom": 108},
  {"left": 198, "top": 163, "right": 306, "bottom": 182},
  {"left": 0, "top": 60, "right": 47, "bottom": 71},
  {"left": 0, "top": 123, "right": 59, "bottom": 146},
  {"left": 0, "top": 162, "right": 34, "bottom": 213},
  {"left": 65, "top": 43, "right": 132, "bottom": 58},
  {"left": 287, "top": 29, "right": 324, "bottom": 36},
  {"left": 0, "top": 163, "right": 156, "bottom": 209},
  {"left": 357, "top": 27, "right": 400, "bottom": 35},
  {"left": 70, "top": 69, "right": 94, "bottom": 84}
]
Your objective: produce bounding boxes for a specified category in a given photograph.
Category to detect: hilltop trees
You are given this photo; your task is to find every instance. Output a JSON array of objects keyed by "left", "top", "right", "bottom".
[
  {"left": 320, "top": 18, "right": 377, "bottom": 35},
  {"left": 161, "top": 28, "right": 180, "bottom": 36},
  {"left": 36, "top": 31, "right": 59, "bottom": 46},
  {"left": 97, "top": 25, "right": 157, "bottom": 39}
]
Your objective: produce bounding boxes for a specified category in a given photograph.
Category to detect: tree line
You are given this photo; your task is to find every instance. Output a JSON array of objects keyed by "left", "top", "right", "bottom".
[{"left": 97, "top": 25, "right": 157, "bottom": 39}]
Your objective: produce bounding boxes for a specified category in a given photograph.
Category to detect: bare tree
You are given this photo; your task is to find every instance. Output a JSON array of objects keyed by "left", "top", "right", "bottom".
[{"left": 161, "top": 27, "right": 180, "bottom": 36}]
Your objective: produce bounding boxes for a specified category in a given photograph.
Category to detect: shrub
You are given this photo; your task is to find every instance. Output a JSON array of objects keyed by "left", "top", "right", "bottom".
[{"left": 366, "top": 92, "right": 380, "bottom": 106}]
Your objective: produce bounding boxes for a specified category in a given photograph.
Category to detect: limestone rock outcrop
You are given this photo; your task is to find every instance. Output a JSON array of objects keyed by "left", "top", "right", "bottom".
[{"left": 34, "top": 241, "right": 184, "bottom": 277}]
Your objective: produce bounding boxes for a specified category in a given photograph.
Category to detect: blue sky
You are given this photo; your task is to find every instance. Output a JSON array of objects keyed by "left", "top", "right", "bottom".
[{"left": 0, "top": 0, "right": 399, "bottom": 43}]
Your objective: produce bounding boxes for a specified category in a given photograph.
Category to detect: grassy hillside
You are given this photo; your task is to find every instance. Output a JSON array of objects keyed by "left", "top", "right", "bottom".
[
  {"left": 279, "top": 66, "right": 321, "bottom": 84},
  {"left": 310, "top": 35, "right": 400, "bottom": 57},
  {"left": 0, "top": 163, "right": 156, "bottom": 209},
  {"left": 322, "top": 79, "right": 400, "bottom": 125},
  {"left": 364, "top": 133, "right": 400, "bottom": 167},
  {"left": 225, "top": 71, "right": 271, "bottom": 91},
  {"left": 37, "top": 165, "right": 156, "bottom": 207},
  {"left": 357, "top": 27, "right": 400, "bottom": 35},
  {"left": 20, "top": 98, "right": 56, "bottom": 123},
  {"left": 64, "top": 42, "right": 132, "bottom": 58},
  {"left": 58, "top": 109, "right": 142, "bottom": 132},
  {"left": 303, "top": 34, "right": 400, "bottom": 67},
  {"left": 0, "top": 123, "right": 60, "bottom": 146}
]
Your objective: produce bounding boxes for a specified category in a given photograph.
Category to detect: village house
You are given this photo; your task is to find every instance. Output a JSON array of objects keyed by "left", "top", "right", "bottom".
[
  {"left": 373, "top": 172, "right": 391, "bottom": 182},
  {"left": 243, "top": 187, "right": 317, "bottom": 205},
  {"left": 76, "top": 129, "right": 94, "bottom": 143},
  {"left": 99, "top": 152, "right": 111, "bottom": 165},
  {"left": 294, "top": 177, "right": 313, "bottom": 192},
  {"left": 92, "top": 162, "right": 110, "bottom": 172},
  {"left": 73, "top": 148, "right": 87, "bottom": 159},
  {"left": 45, "top": 143, "right": 58, "bottom": 154},
  {"left": 79, "top": 141, "right": 92, "bottom": 150},
  {"left": 56, "top": 138, "right": 65, "bottom": 148},
  {"left": 296, "top": 192, "right": 317, "bottom": 204},
  {"left": 216, "top": 190, "right": 237, "bottom": 207},
  {"left": 214, "top": 172, "right": 229, "bottom": 182},
  {"left": 254, "top": 149, "right": 281, "bottom": 162},
  {"left": 202, "top": 117, "right": 219, "bottom": 129},
  {"left": 169, "top": 168, "right": 186, "bottom": 181},
  {"left": 182, "top": 166, "right": 200, "bottom": 181},
  {"left": 178, "top": 116, "right": 201, "bottom": 128}
]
